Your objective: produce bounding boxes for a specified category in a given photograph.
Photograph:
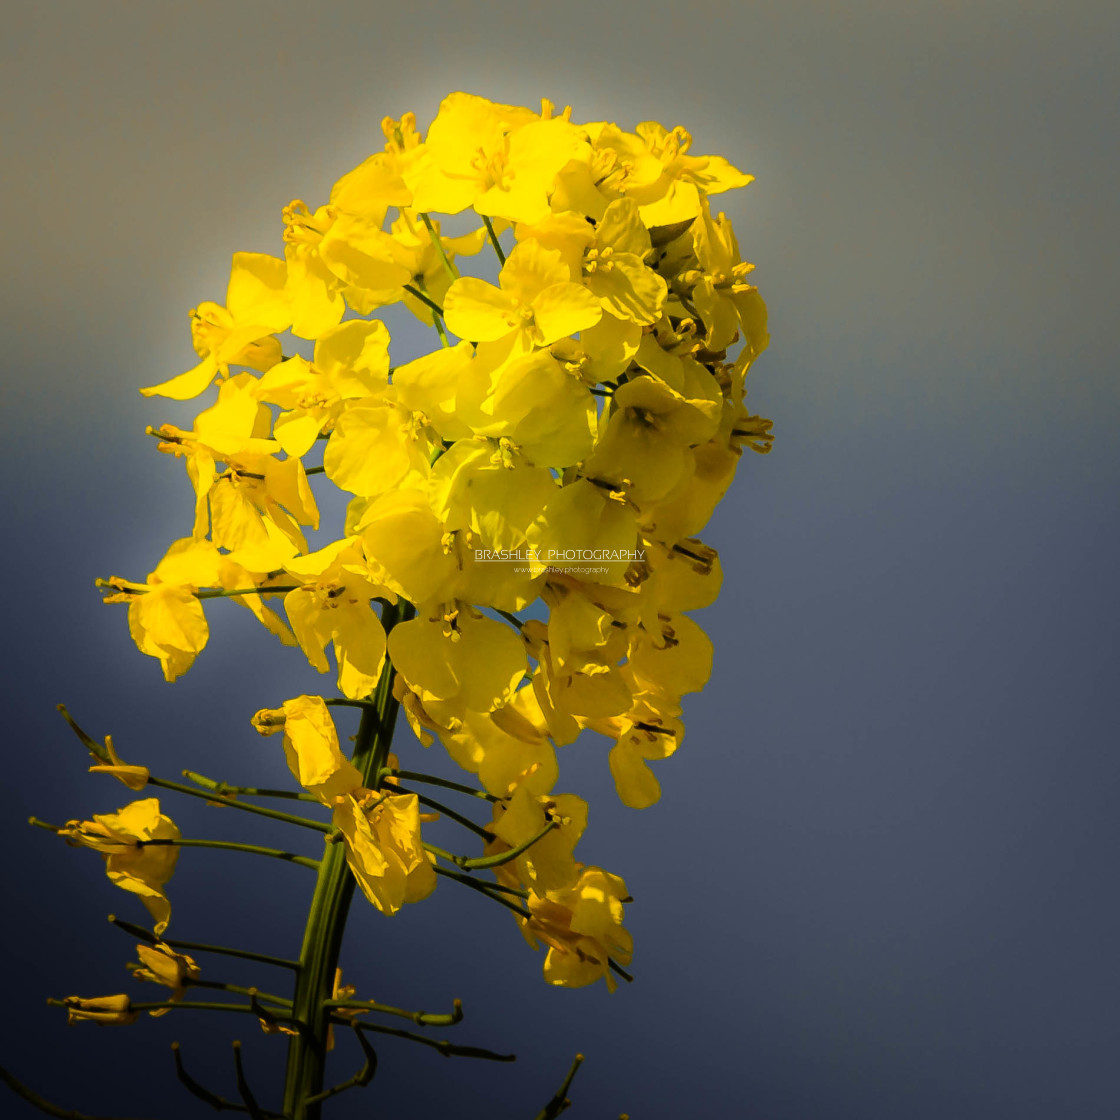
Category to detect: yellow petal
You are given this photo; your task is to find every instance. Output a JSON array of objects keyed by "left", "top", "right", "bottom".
[
  {"left": 225, "top": 252, "right": 290, "bottom": 332},
  {"left": 443, "top": 278, "right": 518, "bottom": 343},
  {"left": 140, "top": 356, "right": 218, "bottom": 401},
  {"left": 531, "top": 283, "right": 601, "bottom": 346}
]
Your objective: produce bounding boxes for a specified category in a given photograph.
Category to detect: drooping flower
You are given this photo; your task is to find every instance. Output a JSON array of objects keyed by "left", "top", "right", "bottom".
[
  {"left": 61, "top": 799, "right": 180, "bottom": 935},
  {"left": 130, "top": 943, "right": 201, "bottom": 1015}
]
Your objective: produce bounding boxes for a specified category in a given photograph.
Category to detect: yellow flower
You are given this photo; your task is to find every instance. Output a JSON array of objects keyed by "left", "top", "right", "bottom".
[
  {"left": 252, "top": 319, "right": 393, "bottom": 457},
  {"left": 131, "top": 943, "right": 200, "bottom": 1016},
  {"left": 443, "top": 240, "right": 601, "bottom": 357},
  {"left": 100, "top": 538, "right": 220, "bottom": 682},
  {"left": 486, "top": 786, "right": 586, "bottom": 894},
  {"left": 62, "top": 994, "right": 138, "bottom": 1026},
  {"left": 87, "top": 734, "right": 149, "bottom": 791},
  {"left": 430, "top": 439, "right": 559, "bottom": 559},
  {"left": 141, "top": 252, "right": 289, "bottom": 400},
  {"left": 343, "top": 211, "right": 488, "bottom": 323},
  {"left": 355, "top": 489, "right": 461, "bottom": 608},
  {"left": 61, "top": 799, "right": 180, "bottom": 935},
  {"left": 252, "top": 695, "right": 362, "bottom": 804},
  {"left": 591, "top": 120, "right": 753, "bottom": 225},
  {"left": 410, "top": 93, "right": 587, "bottom": 225},
  {"left": 587, "top": 697, "right": 684, "bottom": 809},
  {"left": 519, "top": 867, "right": 633, "bottom": 991},
  {"left": 322, "top": 399, "right": 432, "bottom": 500},
  {"left": 518, "top": 198, "right": 667, "bottom": 325},
  {"left": 282, "top": 540, "right": 390, "bottom": 700},
  {"left": 387, "top": 608, "right": 527, "bottom": 729},
  {"left": 524, "top": 478, "right": 639, "bottom": 586},
  {"left": 432, "top": 681, "right": 558, "bottom": 798},
  {"left": 332, "top": 789, "right": 436, "bottom": 915},
  {"left": 151, "top": 376, "right": 320, "bottom": 554}
]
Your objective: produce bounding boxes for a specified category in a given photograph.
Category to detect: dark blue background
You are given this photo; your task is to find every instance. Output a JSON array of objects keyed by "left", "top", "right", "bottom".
[{"left": 2, "top": 2, "right": 1117, "bottom": 1117}]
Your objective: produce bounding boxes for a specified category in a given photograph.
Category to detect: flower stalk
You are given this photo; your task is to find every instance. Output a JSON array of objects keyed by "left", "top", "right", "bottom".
[{"left": 282, "top": 599, "right": 411, "bottom": 1120}]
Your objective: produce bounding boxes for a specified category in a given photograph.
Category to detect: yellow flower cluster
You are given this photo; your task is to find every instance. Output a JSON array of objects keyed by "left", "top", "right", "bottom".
[
  {"left": 98, "top": 92, "right": 771, "bottom": 988},
  {"left": 253, "top": 696, "right": 436, "bottom": 914}
]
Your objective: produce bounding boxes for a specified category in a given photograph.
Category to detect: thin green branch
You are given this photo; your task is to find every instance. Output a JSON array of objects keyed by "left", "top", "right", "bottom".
[
  {"left": 232, "top": 1042, "right": 267, "bottom": 1120},
  {"left": 432, "top": 865, "right": 533, "bottom": 916},
  {"left": 135, "top": 837, "right": 319, "bottom": 870},
  {"left": 344, "top": 1018, "right": 515, "bottom": 1062},
  {"left": 0, "top": 1064, "right": 158, "bottom": 1120},
  {"left": 423, "top": 819, "right": 556, "bottom": 871},
  {"left": 28, "top": 816, "right": 63, "bottom": 834},
  {"left": 379, "top": 768, "right": 499, "bottom": 803},
  {"left": 195, "top": 585, "right": 300, "bottom": 600},
  {"left": 391, "top": 782, "right": 493, "bottom": 841},
  {"left": 172, "top": 1043, "right": 287, "bottom": 1118},
  {"left": 419, "top": 213, "right": 459, "bottom": 284},
  {"left": 609, "top": 959, "right": 634, "bottom": 983},
  {"left": 146, "top": 775, "right": 331, "bottom": 833},
  {"left": 108, "top": 914, "right": 300, "bottom": 970},
  {"left": 182, "top": 770, "right": 317, "bottom": 803},
  {"left": 187, "top": 979, "right": 292, "bottom": 1008},
  {"left": 458, "top": 819, "right": 556, "bottom": 871},
  {"left": 403, "top": 283, "right": 444, "bottom": 316},
  {"left": 414, "top": 275, "right": 451, "bottom": 348},
  {"left": 56, "top": 704, "right": 107, "bottom": 760},
  {"left": 535, "top": 1053, "right": 585, "bottom": 1120},
  {"left": 302, "top": 1027, "right": 377, "bottom": 1106},
  {"left": 47, "top": 997, "right": 261, "bottom": 1017},
  {"left": 482, "top": 215, "right": 506, "bottom": 265},
  {"left": 323, "top": 996, "right": 462, "bottom": 1027}
]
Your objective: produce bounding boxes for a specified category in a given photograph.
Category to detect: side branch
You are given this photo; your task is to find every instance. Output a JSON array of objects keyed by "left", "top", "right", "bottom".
[
  {"left": 343, "top": 1019, "right": 515, "bottom": 1062},
  {"left": 0, "top": 1064, "right": 158, "bottom": 1120},
  {"left": 109, "top": 915, "right": 300, "bottom": 970}
]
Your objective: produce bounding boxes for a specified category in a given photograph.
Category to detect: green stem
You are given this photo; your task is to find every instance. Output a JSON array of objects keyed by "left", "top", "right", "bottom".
[
  {"left": 132, "top": 1001, "right": 262, "bottom": 1015},
  {"left": 414, "top": 275, "right": 451, "bottom": 348},
  {"left": 432, "top": 866, "right": 533, "bottom": 915},
  {"left": 97, "top": 579, "right": 301, "bottom": 601},
  {"left": 283, "top": 600, "right": 413, "bottom": 1120},
  {"left": 108, "top": 914, "right": 300, "bottom": 970},
  {"left": 0, "top": 1062, "right": 157, "bottom": 1120},
  {"left": 392, "top": 783, "right": 493, "bottom": 841},
  {"left": 195, "top": 586, "right": 300, "bottom": 600},
  {"left": 136, "top": 837, "right": 319, "bottom": 870},
  {"left": 188, "top": 978, "right": 292, "bottom": 1007},
  {"left": 182, "top": 770, "right": 317, "bottom": 802},
  {"left": 146, "top": 775, "right": 331, "bottom": 832},
  {"left": 344, "top": 1018, "right": 515, "bottom": 1062},
  {"left": 482, "top": 215, "right": 506, "bottom": 265},
  {"left": 458, "top": 819, "right": 556, "bottom": 870},
  {"left": 403, "top": 284, "right": 444, "bottom": 317},
  {"left": 424, "top": 819, "right": 556, "bottom": 870},
  {"left": 432, "top": 312, "right": 451, "bottom": 348},
  {"left": 419, "top": 213, "right": 459, "bottom": 284},
  {"left": 536, "top": 1053, "right": 585, "bottom": 1120},
  {"left": 380, "top": 768, "right": 499, "bottom": 803},
  {"left": 323, "top": 996, "right": 462, "bottom": 1027},
  {"left": 495, "top": 608, "right": 524, "bottom": 630}
]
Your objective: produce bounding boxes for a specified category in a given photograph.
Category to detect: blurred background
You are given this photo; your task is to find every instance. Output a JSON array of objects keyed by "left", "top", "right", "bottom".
[{"left": 2, "top": 2, "right": 1118, "bottom": 1117}]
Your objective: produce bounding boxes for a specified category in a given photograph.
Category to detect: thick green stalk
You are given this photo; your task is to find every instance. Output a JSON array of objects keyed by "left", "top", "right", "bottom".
[{"left": 282, "top": 601, "right": 412, "bottom": 1120}]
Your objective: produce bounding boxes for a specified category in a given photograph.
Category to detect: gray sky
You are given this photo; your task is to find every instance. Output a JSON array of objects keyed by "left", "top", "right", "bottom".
[{"left": 2, "top": 2, "right": 1118, "bottom": 1117}]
